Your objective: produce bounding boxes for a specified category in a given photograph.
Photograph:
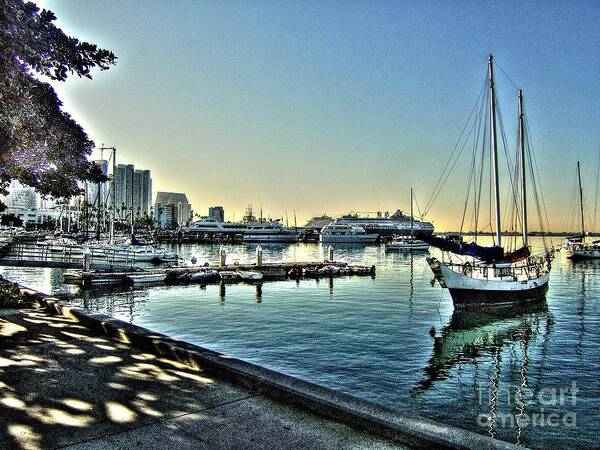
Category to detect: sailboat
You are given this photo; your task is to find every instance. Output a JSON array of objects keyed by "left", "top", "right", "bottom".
[
  {"left": 385, "top": 188, "right": 429, "bottom": 251},
  {"left": 421, "top": 55, "right": 551, "bottom": 307},
  {"left": 562, "top": 161, "right": 600, "bottom": 259}
]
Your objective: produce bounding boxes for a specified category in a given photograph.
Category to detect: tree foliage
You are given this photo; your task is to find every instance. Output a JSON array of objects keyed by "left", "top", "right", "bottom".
[{"left": 0, "top": 0, "right": 116, "bottom": 211}]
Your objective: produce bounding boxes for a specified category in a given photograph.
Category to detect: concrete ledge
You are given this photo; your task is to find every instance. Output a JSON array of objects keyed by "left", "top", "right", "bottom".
[{"left": 19, "top": 286, "right": 519, "bottom": 450}]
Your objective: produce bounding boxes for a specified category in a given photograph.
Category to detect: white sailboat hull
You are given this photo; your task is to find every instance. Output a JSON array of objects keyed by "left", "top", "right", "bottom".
[{"left": 438, "top": 262, "right": 549, "bottom": 307}]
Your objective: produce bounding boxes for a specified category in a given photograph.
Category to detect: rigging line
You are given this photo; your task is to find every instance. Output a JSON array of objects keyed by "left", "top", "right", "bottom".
[
  {"left": 413, "top": 194, "right": 424, "bottom": 219},
  {"left": 496, "top": 96, "right": 523, "bottom": 231},
  {"left": 494, "top": 61, "right": 520, "bottom": 90},
  {"left": 464, "top": 94, "right": 486, "bottom": 234},
  {"left": 524, "top": 116, "right": 552, "bottom": 234},
  {"left": 593, "top": 145, "right": 600, "bottom": 233},
  {"left": 423, "top": 76, "right": 487, "bottom": 215},
  {"left": 424, "top": 107, "right": 482, "bottom": 217}
]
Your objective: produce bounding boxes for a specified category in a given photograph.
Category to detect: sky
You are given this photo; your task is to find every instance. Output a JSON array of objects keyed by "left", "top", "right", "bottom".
[{"left": 34, "top": 0, "right": 599, "bottom": 231}]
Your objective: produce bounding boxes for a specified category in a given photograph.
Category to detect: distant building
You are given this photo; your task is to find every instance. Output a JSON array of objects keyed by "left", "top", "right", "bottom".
[
  {"left": 2, "top": 180, "right": 38, "bottom": 209},
  {"left": 133, "top": 169, "right": 152, "bottom": 217},
  {"left": 112, "top": 164, "right": 152, "bottom": 221},
  {"left": 154, "top": 192, "right": 192, "bottom": 228},
  {"left": 114, "top": 164, "right": 134, "bottom": 215},
  {"left": 208, "top": 206, "right": 225, "bottom": 222}
]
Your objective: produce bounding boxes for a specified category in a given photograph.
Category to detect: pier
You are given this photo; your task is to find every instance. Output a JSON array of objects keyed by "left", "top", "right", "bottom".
[{"left": 70, "top": 261, "right": 376, "bottom": 286}]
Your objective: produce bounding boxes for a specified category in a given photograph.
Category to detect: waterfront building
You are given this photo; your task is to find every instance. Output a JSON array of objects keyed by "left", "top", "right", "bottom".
[
  {"left": 112, "top": 164, "right": 152, "bottom": 221},
  {"left": 133, "top": 169, "right": 152, "bottom": 217},
  {"left": 208, "top": 206, "right": 225, "bottom": 222},
  {"left": 2, "top": 180, "right": 38, "bottom": 209},
  {"left": 154, "top": 192, "right": 192, "bottom": 228},
  {"left": 113, "top": 164, "right": 134, "bottom": 215}
]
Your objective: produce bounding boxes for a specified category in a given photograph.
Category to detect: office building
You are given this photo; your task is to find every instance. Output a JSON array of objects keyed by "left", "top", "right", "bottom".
[{"left": 154, "top": 192, "right": 192, "bottom": 228}]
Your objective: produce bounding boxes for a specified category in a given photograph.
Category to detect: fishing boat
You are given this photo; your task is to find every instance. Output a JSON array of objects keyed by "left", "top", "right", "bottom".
[
  {"left": 385, "top": 188, "right": 429, "bottom": 252},
  {"left": 320, "top": 222, "right": 379, "bottom": 244},
  {"left": 128, "top": 273, "right": 167, "bottom": 285},
  {"left": 562, "top": 162, "right": 600, "bottom": 259},
  {"left": 237, "top": 270, "right": 264, "bottom": 282},
  {"left": 422, "top": 55, "right": 551, "bottom": 307}
]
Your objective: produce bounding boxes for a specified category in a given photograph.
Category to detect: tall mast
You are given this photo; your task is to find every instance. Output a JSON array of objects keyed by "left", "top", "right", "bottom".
[
  {"left": 518, "top": 90, "right": 528, "bottom": 246},
  {"left": 410, "top": 187, "right": 414, "bottom": 238},
  {"left": 488, "top": 54, "right": 502, "bottom": 247},
  {"left": 577, "top": 161, "right": 585, "bottom": 236}
]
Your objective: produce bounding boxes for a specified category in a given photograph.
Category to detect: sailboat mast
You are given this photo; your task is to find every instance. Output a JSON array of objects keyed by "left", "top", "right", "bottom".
[
  {"left": 110, "top": 147, "right": 116, "bottom": 245},
  {"left": 410, "top": 187, "right": 414, "bottom": 237},
  {"left": 577, "top": 161, "right": 585, "bottom": 236},
  {"left": 518, "top": 90, "right": 528, "bottom": 246},
  {"left": 488, "top": 54, "right": 502, "bottom": 247}
]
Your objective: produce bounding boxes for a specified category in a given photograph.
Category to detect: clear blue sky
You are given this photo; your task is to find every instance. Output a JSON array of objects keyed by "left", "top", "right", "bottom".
[{"left": 38, "top": 0, "right": 599, "bottom": 229}]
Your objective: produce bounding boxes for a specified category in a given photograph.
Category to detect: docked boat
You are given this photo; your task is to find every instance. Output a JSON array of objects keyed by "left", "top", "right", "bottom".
[
  {"left": 219, "top": 270, "right": 239, "bottom": 282},
  {"left": 385, "top": 188, "right": 429, "bottom": 252},
  {"left": 319, "top": 265, "right": 340, "bottom": 276},
  {"left": 237, "top": 270, "right": 264, "bottom": 282},
  {"left": 423, "top": 55, "right": 551, "bottom": 307},
  {"left": 127, "top": 273, "right": 167, "bottom": 285},
  {"left": 243, "top": 221, "right": 299, "bottom": 243},
  {"left": 182, "top": 218, "right": 249, "bottom": 235},
  {"left": 189, "top": 270, "right": 219, "bottom": 283},
  {"left": 320, "top": 222, "right": 378, "bottom": 244},
  {"left": 386, "top": 237, "right": 429, "bottom": 252},
  {"left": 562, "top": 162, "right": 600, "bottom": 259},
  {"left": 87, "top": 244, "right": 179, "bottom": 263}
]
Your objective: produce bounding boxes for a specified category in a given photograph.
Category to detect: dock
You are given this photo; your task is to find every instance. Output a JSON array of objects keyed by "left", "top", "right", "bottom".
[{"left": 70, "top": 261, "right": 376, "bottom": 286}]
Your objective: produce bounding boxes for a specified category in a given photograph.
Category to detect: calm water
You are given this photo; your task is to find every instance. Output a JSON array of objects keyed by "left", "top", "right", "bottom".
[{"left": 2, "top": 237, "right": 598, "bottom": 449}]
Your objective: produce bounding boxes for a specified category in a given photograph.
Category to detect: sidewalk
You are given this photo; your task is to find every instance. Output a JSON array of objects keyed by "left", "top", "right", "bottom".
[{"left": 0, "top": 305, "right": 403, "bottom": 450}]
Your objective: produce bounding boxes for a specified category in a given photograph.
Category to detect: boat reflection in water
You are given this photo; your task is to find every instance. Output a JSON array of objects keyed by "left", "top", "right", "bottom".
[{"left": 414, "top": 301, "right": 554, "bottom": 446}]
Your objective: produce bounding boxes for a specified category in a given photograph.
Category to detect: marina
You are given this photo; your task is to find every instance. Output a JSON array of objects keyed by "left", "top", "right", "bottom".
[{"left": 1, "top": 239, "right": 598, "bottom": 449}]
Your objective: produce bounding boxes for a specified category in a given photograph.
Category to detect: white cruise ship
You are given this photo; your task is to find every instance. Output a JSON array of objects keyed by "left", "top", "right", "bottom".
[
  {"left": 335, "top": 210, "right": 434, "bottom": 236},
  {"left": 320, "top": 222, "right": 378, "bottom": 244},
  {"left": 243, "top": 221, "right": 299, "bottom": 243}
]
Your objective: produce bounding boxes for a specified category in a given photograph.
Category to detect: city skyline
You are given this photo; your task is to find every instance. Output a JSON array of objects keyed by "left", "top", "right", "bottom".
[{"left": 33, "top": 0, "right": 599, "bottom": 231}]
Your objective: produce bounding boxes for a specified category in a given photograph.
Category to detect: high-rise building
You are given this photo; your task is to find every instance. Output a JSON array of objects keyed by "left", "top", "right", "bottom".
[
  {"left": 114, "top": 164, "right": 134, "bottom": 217},
  {"left": 154, "top": 192, "right": 192, "bottom": 228},
  {"left": 133, "top": 169, "right": 152, "bottom": 217},
  {"left": 208, "top": 206, "right": 225, "bottom": 222}
]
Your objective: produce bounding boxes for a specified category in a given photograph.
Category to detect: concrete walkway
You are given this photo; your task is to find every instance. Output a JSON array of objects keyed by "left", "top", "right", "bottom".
[{"left": 0, "top": 306, "right": 404, "bottom": 450}]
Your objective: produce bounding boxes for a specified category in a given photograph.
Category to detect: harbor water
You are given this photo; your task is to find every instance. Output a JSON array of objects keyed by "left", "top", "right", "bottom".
[{"left": 2, "top": 237, "right": 598, "bottom": 449}]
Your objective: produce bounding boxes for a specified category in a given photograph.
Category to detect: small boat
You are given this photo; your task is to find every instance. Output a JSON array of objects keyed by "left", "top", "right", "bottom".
[
  {"left": 319, "top": 265, "right": 340, "bottom": 276},
  {"left": 320, "top": 222, "right": 379, "bottom": 244},
  {"left": 263, "top": 268, "right": 287, "bottom": 280},
  {"left": 189, "top": 270, "right": 219, "bottom": 283},
  {"left": 238, "top": 270, "right": 264, "bottom": 282},
  {"left": 127, "top": 273, "right": 167, "bottom": 285},
  {"left": 385, "top": 189, "right": 429, "bottom": 252},
  {"left": 562, "top": 162, "right": 600, "bottom": 260},
  {"left": 219, "top": 271, "right": 239, "bottom": 282},
  {"left": 386, "top": 237, "right": 429, "bottom": 252},
  {"left": 62, "top": 270, "right": 83, "bottom": 284},
  {"left": 303, "top": 266, "right": 320, "bottom": 277}
]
